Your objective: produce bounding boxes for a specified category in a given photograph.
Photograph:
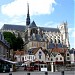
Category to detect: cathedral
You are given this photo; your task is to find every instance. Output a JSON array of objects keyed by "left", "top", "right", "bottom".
[{"left": 1, "top": 3, "right": 70, "bottom": 51}]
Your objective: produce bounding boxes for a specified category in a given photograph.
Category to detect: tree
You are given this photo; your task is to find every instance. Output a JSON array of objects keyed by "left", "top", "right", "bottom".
[
  {"left": 3, "top": 32, "right": 24, "bottom": 51},
  {"left": 3, "top": 32, "right": 17, "bottom": 50},
  {"left": 16, "top": 36, "right": 24, "bottom": 50}
]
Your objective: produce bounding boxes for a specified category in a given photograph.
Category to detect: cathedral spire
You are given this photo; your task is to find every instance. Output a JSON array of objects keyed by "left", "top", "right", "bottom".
[{"left": 26, "top": 3, "right": 30, "bottom": 26}]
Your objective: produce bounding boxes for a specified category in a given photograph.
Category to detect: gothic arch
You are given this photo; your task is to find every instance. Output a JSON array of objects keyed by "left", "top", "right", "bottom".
[{"left": 30, "top": 28, "right": 38, "bottom": 36}]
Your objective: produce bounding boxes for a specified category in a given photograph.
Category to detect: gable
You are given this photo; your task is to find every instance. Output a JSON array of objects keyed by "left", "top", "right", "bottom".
[{"left": 56, "top": 53, "right": 63, "bottom": 58}]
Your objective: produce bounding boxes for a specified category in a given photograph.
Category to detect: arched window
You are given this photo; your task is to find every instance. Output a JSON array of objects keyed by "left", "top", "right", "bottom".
[
  {"left": 58, "top": 39, "right": 60, "bottom": 43},
  {"left": 60, "top": 57, "right": 62, "bottom": 60},
  {"left": 39, "top": 51, "right": 42, "bottom": 55},
  {"left": 51, "top": 58, "right": 53, "bottom": 61},
  {"left": 30, "top": 28, "right": 38, "bottom": 36},
  {"left": 39, "top": 55, "right": 41, "bottom": 59},
  {"left": 56, "top": 58, "right": 58, "bottom": 60}
]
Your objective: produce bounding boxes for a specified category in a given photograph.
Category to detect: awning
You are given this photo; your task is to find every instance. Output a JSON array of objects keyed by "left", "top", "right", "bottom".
[{"left": 0, "top": 58, "right": 18, "bottom": 64}]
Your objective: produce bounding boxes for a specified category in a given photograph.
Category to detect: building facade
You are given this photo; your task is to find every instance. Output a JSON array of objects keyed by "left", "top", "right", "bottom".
[
  {"left": 1, "top": 3, "right": 70, "bottom": 51},
  {"left": 0, "top": 32, "right": 10, "bottom": 59}
]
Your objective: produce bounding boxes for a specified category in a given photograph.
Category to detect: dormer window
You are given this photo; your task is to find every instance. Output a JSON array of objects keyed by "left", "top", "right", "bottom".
[
  {"left": 60, "top": 57, "right": 62, "bottom": 60},
  {"left": 39, "top": 51, "right": 42, "bottom": 59},
  {"left": 51, "top": 58, "right": 53, "bottom": 61},
  {"left": 39, "top": 55, "right": 41, "bottom": 59},
  {"left": 67, "top": 53, "right": 69, "bottom": 56},
  {"left": 67, "top": 57, "right": 70, "bottom": 60},
  {"left": 39, "top": 51, "right": 42, "bottom": 55}
]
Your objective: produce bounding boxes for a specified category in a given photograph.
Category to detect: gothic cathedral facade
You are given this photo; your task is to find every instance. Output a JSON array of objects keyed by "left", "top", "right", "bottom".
[{"left": 1, "top": 3, "right": 70, "bottom": 51}]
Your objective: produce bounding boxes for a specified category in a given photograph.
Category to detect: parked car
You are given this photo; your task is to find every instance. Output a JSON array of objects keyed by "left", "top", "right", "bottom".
[
  {"left": 27, "top": 66, "right": 34, "bottom": 71},
  {"left": 0, "top": 64, "right": 10, "bottom": 73}
]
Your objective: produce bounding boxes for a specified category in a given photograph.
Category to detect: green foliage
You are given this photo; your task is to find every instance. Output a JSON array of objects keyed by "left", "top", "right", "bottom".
[
  {"left": 3, "top": 32, "right": 24, "bottom": 51},
  {"left": 16, "top": 36, "right": 24, "bottom": 50}
]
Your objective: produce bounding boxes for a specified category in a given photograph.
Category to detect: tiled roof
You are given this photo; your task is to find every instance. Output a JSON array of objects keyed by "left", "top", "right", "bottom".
[
  {"left": 1, "top": 24, "right": 26, "bottom": 31},
  {"left": 51, "top": 52, "right": 58, "bottom": 57},
  {"left": 51, "top": 48, "right": 64, "bottom": 53},
  {"left": 28, "top": 47, "right": 46, "bottom": 55},
  {"left": 14, "top": 50, "right": 24, "bottom": 55},
  {"left": 43, "top": 50, "right": 50, "bottom": 56}
]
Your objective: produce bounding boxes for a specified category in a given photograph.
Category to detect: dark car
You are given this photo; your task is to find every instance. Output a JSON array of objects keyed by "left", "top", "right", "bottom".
[
  {"left": 27, "top": 66, "right": 34, "bottom": 71},
  {"left": 3, "top": 65, "right": 10, "bottom": 72}
]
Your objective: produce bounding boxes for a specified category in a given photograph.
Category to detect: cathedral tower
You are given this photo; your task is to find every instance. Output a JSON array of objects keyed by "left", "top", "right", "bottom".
[
  {"left": 58, "top": 21, "right": 70, "bottom": 48},
  {"left": 26, "top": 3, "right": 30, "bottom": 26}
]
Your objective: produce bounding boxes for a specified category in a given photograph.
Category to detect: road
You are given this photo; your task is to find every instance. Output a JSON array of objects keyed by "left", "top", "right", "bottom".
[
  {"left": 0, "top": 71, "right": 29, "bottom": 75},
  {"left": 0, "top": 71, "right": 75, "bottom": 75}
]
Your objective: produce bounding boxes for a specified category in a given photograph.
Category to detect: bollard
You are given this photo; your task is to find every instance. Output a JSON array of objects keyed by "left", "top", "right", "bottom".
[
  {"left": 61, "top": 71, "right": 64, "bottom": 75},
  {"left": 45, "top": 72, "right": 48, "bottom": 75},
  {"left": 27, "top": 72, "right": 30, "bottom": 75},
  {"left": 9, "top": 72, "right": 12, "bottom": 75}
]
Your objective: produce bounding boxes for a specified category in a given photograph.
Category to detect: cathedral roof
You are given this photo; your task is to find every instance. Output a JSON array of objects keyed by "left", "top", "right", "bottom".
[
  {"left": 47, "top": 43, "right": 67, "bottom": 49},
  {"left": 1, "top": 24, "right": 60, "bottom": 33},
  {"left": 1, "top": 24, "right": 26, "bottom": 32},
  {"left": 40, "top": 27, "right": 60, "bottom": 32},
  {"left": 29, "top": 21, "right": 37, "bottom": 28},
  {"left": 30, "top": 34, "right": 46, "bottom": 42}
]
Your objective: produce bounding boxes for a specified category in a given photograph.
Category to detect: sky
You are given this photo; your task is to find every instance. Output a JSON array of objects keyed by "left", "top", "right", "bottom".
[{"left": 0, "top": 0, "right": 74, "bottom": 49}]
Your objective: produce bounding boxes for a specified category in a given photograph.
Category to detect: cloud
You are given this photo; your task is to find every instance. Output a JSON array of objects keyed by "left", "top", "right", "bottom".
[
  {"left": 9, "top": 17, "right": 26, "bottom": 25},
  {"left": 1, "top": 0, "right": 56, "bottom": 17},
  {"left": 0, "top": 16, "right": 26, "bottom": 29},
  {"left": 47, "top": 22, "right": 59, "bottom": 28},
  {"left": 37, "top": 21, "right": 59, "bottom": 28}
]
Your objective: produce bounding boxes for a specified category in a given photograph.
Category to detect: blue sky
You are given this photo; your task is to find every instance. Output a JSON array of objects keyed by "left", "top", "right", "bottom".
[{"left": 0, "top": 0, "right": 74, "bottom": 49}]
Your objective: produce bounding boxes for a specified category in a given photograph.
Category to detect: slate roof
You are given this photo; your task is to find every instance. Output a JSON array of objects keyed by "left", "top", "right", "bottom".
[
  {"left": 30, "top": 34, "right": 46, "bottom": 42},
  {"left": 1, "top": 24, "right": 26, "bottom": 32},
  {"left": 0, "top": 32, "right": 10, "bottom": 48},
  {"left": 28, "top": 47, "right": 49, "bottom": 56},
  {"left": 47, "top": 43, "right": 67, "bottom": 49},
  {"left": 48, "top": 43, "right": 55, "bottom": 49},
  {"left": 69, "top": 49, "right": 75, "bottom": 54},
  {"left": 14, "top": 50, "right": 24, "bottom": 55},
  {"left": 28, "top": 47, "right": 41, "bottom": 55},
  {"left": 39, "top": 27, "right": 60, "bottom": 32},
  {"left": 1, "top": 24, "right": 60, "bottom": 33},
  {"left": 29, "top": 21, "right": 37, "bottom": 28}
]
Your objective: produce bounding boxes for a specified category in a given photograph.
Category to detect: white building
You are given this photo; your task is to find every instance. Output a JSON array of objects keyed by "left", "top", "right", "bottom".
[{"left": 70, "top": 48, "right": 75, "bottom": 64}]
